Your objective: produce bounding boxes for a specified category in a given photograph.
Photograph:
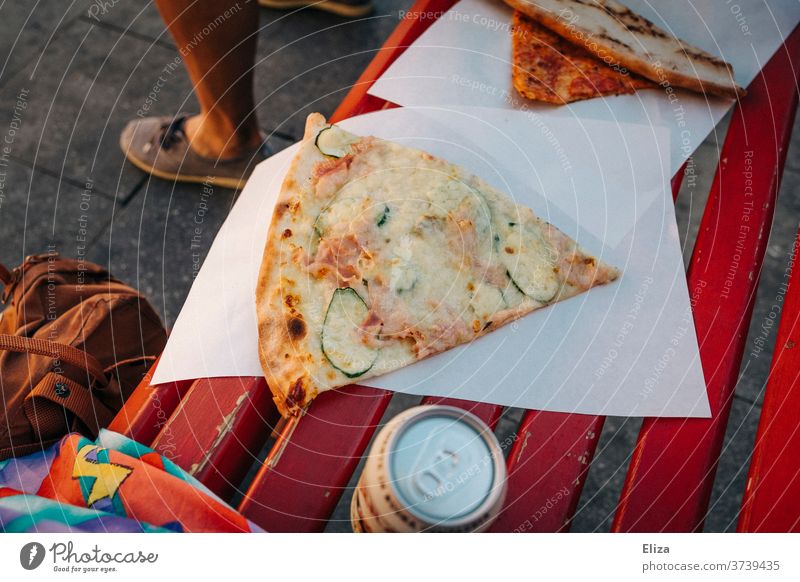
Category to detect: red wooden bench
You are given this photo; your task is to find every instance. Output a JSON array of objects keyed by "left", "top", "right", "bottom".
[{"left": 108, "top": 0, "right": 800, "bottom": 532}]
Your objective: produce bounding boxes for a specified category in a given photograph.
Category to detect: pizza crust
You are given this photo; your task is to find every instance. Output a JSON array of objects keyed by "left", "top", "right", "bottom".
[{"left": 256, "top": 113, "right": 329, "bottom": 416}]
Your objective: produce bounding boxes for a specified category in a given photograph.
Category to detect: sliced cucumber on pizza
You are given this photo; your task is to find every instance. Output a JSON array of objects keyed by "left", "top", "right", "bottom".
[
  {"left": 321, "top": 287, "right": 378, "bottom": 378},
  {"left": 256, "top": 113, "right": 620, "bottom": 417}
]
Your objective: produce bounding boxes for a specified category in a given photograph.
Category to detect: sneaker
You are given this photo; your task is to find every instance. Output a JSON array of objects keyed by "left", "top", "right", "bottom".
[
  {"left": 119, "top": 114, "right": 268, "bottom": 190},
  {"left": 258, "top": 0, "right": 373, "bottom": 18}
]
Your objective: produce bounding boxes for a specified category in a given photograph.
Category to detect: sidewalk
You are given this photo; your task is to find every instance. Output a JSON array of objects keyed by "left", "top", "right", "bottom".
[{"left": 0, "top": 0, "right": 798, "bottom": 532}]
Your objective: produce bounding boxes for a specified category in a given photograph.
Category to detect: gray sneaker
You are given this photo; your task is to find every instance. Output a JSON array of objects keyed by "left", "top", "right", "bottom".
[
  {"left": 258, "top": 0, "right": 373, "bottom": 18},
  {"left": 119, "top": 114, "right": 269, "bottom": 190}
]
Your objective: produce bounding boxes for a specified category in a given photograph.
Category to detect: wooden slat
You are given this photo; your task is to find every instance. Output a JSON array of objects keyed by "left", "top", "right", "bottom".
[
  {"left": 738, "top": 229, "right": 800, "bottom": 532},
  {"left": 238, "top": 385, "right": 392, "bottom": 532},
  {"left": 107, "top": 357, "right": 194, "bottom": 444},
  {"left": 491, "top": 413, "right": 605, "bottom": 532},
  {"left": 149, "top": 376, "right": 278, "bottom": 500},
  {"left": 420, "top": 396, "right": 504, "bottom": 430},
  {"left": 613, "top": 27, "right": 800, "bottom": 532}
]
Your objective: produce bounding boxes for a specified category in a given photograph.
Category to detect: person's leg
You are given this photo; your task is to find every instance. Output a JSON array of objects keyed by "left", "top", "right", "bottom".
[{"left": 154, "top": 0, "right": 262, "bottom": 159}]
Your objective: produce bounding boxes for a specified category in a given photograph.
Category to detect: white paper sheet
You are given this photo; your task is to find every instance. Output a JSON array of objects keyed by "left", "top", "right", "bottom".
[
  {"left": 369, "top": 0, "right": 799, "bottom": 179},
  {"left": 153, "top": 107, "right": 710, "bottom": 418}
]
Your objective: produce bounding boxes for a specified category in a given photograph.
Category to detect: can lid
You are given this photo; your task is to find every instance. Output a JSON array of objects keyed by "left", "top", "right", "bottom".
[{"left": 388, "top": 408, "right": 499, "bottom": 526}]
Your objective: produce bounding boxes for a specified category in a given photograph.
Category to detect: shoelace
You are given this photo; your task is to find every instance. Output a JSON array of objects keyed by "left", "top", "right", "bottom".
[
  {"left": 152, "top": 115, "right": 272, "bottom": 161},
  {"left": 156, "top": 116, "right": 188, "bottom": 151}
]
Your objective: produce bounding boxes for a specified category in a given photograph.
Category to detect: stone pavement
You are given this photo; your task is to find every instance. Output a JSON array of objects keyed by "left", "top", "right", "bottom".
[{"left": 0, "top": 1, "right": 797, "bottom": 533}]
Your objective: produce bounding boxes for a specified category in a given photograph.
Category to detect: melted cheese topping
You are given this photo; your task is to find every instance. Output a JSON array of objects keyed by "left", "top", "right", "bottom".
[{"left": 308, "top": 129, "right": 561, "bottom": 374}]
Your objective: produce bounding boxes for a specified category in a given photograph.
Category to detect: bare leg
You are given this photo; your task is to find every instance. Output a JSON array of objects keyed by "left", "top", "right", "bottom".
[{"left": 154, "top": 0, "right": 262, "bottom": 159}]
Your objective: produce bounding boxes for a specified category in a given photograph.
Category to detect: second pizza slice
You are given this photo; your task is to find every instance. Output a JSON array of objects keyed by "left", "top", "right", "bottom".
[
  {"left": 257, "top": 114, "right": 620, "bottom": 416},
  {"left": 511, "top": 10, "right": 655, "bottom": 104}
]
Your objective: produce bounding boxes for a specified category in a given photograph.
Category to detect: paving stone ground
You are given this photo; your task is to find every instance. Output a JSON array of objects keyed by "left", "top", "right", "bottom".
[{"left": 1, "top": 1, "right": 797, "bottom": 533}]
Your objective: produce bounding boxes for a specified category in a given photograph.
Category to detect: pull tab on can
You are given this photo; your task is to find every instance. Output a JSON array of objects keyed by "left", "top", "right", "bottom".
[{"left": 411, "top": 440, "right": 461, "bottom": 501}]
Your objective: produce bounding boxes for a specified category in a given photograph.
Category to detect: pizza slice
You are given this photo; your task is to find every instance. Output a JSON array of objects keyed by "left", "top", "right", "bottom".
[
  {"left": 506, "top": 0, "right": 745, "bottom": 100},
  {"left": 256, "top": 113, "right": 620, "bottom": 416},
  {"left": 512, "top": 10, "right": 655, "bottom": 104}
]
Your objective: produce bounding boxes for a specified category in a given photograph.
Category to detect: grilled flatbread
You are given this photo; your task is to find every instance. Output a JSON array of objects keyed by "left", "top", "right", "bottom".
[
  {"left": 512, "top": 10, "right": 654, "bottom": 104},
  {"left": 505, "top": 0, "right": 745, "bottom": 99},
  {"left": 256, "top": 114, "right": 620, "bottom": 416}
]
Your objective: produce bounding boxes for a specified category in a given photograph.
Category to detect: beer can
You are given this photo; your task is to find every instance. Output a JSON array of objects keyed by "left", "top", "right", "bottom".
[{"left": 351, "top": 405, "right": 507, "bottom": 532}]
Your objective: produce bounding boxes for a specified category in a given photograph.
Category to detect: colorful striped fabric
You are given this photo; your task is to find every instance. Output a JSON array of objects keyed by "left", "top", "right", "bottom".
[{"left": 0, "top": 430, "right": 263, "bottom": 533}]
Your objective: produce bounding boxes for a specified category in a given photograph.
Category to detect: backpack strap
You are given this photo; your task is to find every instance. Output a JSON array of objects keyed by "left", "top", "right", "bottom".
[
  {"left": 23, "top": 372, "right": 115, "bottom": 437},
  {"left": 0, "top": 334, "right": 108, "bottom": 386}
]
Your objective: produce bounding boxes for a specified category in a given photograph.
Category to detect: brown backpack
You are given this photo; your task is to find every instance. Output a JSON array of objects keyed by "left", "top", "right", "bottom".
[{"left": 0, "top": 252, "right": 168, "bottom": 460}]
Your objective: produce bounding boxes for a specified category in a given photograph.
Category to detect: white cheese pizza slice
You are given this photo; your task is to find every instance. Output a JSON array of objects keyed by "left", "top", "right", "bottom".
[{"left": 256, "top": 113, "right": 620, "bottom": 416}]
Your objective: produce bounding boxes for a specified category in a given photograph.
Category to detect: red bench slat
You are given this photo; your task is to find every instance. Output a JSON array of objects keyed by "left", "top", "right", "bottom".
[
  {"left": 237, "top": 385, "right": 392, "bottom": 532},
  {"left": 107, "top": 357, "right": 194, "bottom": 444},
  {"left": 420, "top": 396, "right": 504, "bottom": 430},
  {"left": 490, "top": 412, "right": 605, "bottom": 532},
  {"left": 487, "top": 411, "right": 605, "bottom": 532},
  {"left": 738, "top": 229, "right": 800, "bottom": 532},
  {"left": 612, "top": 27, "right": 800, "bottom": 532},
  {"left": 149, "top": 377, "right": 278, "bottom": 500}
]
